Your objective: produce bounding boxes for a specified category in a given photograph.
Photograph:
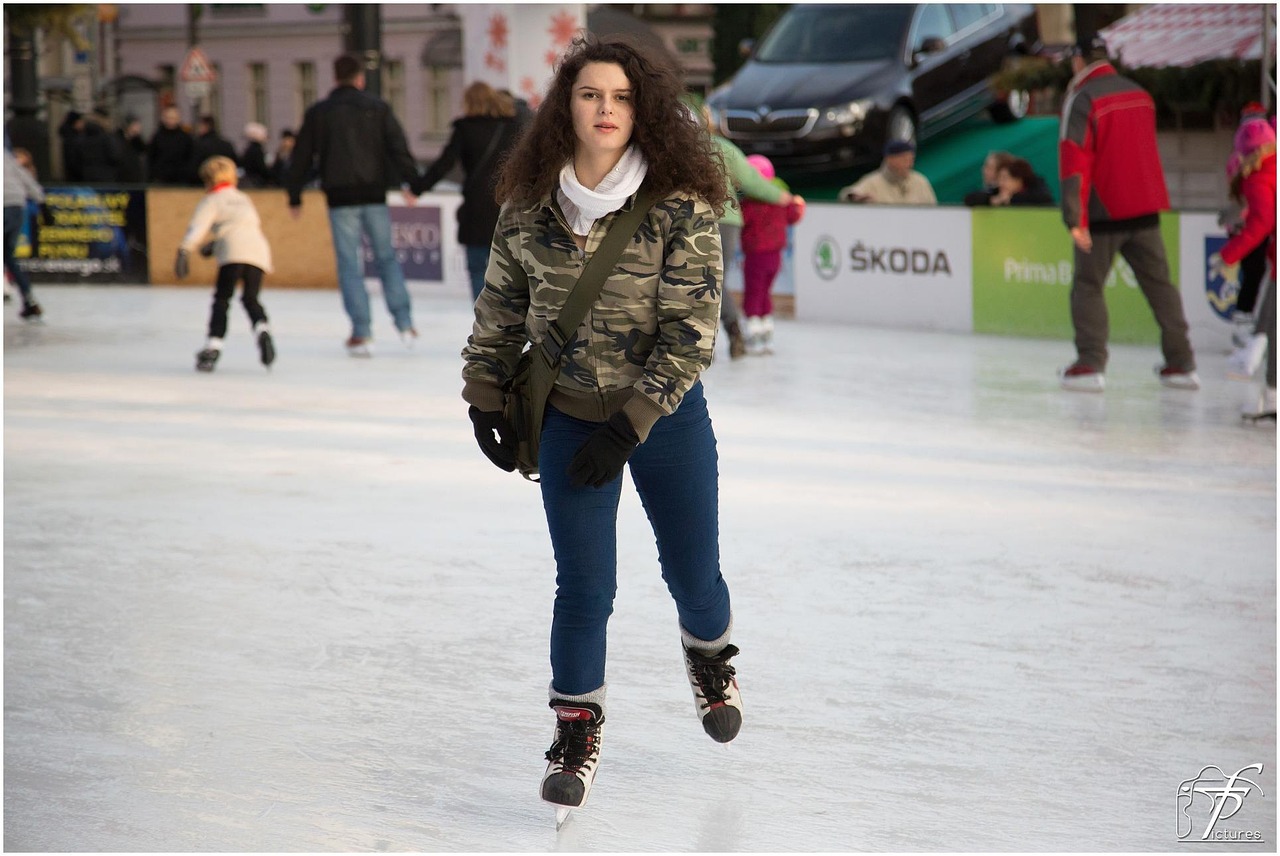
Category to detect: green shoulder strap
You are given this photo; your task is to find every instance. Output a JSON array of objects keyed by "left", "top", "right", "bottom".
[{"left": 538, "top": 187, "right": 661, "bottom": 363}]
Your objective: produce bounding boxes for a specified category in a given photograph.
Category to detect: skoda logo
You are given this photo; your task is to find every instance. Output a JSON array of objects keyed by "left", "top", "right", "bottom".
[
  {"left": 813, "top": 236, "right": 840, "bottom": 280},
  {"left": 758, "top": 105, "right": 770, "bottom": 117}
]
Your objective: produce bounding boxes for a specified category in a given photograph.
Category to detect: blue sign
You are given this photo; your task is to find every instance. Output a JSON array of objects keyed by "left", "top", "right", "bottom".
[
  {"left": 363, "top": 204, "right": 445, "bottom": 282},
  {"left": 1204, "top": 235, "right": 1235, "bottom": 321}
]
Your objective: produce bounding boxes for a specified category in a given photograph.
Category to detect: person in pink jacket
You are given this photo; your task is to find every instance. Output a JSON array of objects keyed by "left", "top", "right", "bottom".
[
  {"left": 739, "top": 154, "right": 804, "bottom": 355},
  {"left": 1215, "top": 117, "right": 1276, "bottom": 420}
]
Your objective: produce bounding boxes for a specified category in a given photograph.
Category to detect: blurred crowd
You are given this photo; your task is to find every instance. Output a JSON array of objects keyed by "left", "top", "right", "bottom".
[{"left": 55, "top": 105, "right": 299, "bottom": 188}]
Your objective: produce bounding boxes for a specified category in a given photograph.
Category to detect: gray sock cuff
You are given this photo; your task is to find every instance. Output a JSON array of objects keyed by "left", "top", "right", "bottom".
[
  {"left": 549, "top": 682, "right": 607, "bottom": 714},
  {"left": 680, "top": 614, "right": 733, "bottom": 653}
]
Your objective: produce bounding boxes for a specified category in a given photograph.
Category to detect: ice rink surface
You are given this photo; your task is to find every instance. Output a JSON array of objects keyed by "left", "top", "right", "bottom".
[{"left": 4, "top": 284, "right": 1276, "bottom": 852}]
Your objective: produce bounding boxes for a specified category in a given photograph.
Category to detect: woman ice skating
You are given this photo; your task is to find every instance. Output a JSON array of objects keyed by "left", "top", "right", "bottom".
[
  {"left": 175, "top": 156, "right": 275, "bottom": 372},
  {"left": 413, "top": 80, "right": 523, "bottom": 302},
  {"left": 459, "top": 33, "right": 738, "bottom": 823}
]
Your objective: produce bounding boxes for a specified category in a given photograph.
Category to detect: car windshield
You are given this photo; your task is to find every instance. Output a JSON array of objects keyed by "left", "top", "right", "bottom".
[{"left": 753, "top": 4, "right": 914, "bottom": 63}]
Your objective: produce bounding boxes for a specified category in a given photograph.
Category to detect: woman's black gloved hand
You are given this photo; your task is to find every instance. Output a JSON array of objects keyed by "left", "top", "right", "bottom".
[
  {"left": 568, "top": 411, "right": 640, "bottom": 488},
  {"left": 468, "top": 405, "right": 517, "bottom": 472}
]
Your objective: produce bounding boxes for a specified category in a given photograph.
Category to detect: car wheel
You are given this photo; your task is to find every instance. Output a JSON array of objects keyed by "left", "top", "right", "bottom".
[
  {"left": 990, "top": 89, "right": 1029, "bottom": 123},
  {"left": 886, "top": 105, "right": 917, "bottom": 148}
]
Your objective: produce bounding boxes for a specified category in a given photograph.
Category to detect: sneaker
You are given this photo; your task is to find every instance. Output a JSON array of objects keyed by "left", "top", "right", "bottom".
[
  {"left": 725, "top": 321, "right": 746, "bottom": 360},
  {"left": 345, "top": 336, "right": 372, "bottom": 358},
  {"left": 1156, "top": 365, "right": 1200, "bottom": 390},
  {"left": 683, "top": 642, "right": 743, "bottom": 743},
  {"left": 541, "top": 701, "right": 605, "bottom": 809},
  {"left": 19, "top": 301, "right": 42, "bottom": 321},
  {"left": 1059, "top": 362, "right": 1104, "bottom": 392},
  {"left": 1226, "top": 334, "right": 1267, "bottom": 380},
  {"left": 399, "top": 327, "right": 418, "bottom": 349},
  {"left": 257, "top": 330, "right": 276, "bottom": 368},
  {"left": 195, "top": 348, "right": 220, "bottom": 372},
  {"left": 1243, "top": 385, "right": 1277, "bottom": 421}
]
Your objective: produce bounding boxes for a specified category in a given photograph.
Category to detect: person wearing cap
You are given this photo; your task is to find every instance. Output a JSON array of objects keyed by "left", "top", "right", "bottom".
[
  {"left": 1057, "top": 35, "right": 1197, "bottom": 393},
  {"left": 837, "top": 139, "right": 936, "bottom": 205}
]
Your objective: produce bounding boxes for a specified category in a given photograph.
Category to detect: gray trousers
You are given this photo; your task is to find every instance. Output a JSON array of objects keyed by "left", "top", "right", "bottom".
[
  {"left": 1071, "top": 225, "right": 1195, "bottom": 372},
  {"left": 718, "top": 223, "right": 741, "bottom": 326}
]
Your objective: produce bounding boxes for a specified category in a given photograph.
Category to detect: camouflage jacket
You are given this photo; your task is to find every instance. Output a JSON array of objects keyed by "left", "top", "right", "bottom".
[{"left": 461, "top": 188, "right": 723, "bottom": 441}]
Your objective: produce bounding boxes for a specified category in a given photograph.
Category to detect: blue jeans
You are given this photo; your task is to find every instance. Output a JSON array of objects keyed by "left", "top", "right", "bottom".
[
  {"left": 3, "top": 206, "right": 34, "bottom": 301},
  {"left": 538, "top": 381, "right": 731, "bottom": 695},
  {"left": 464, "top": 244, "right": 490, "bottom": 302},
  {"left": 327, "top": 204, "right": 412, "bottom": 339}
]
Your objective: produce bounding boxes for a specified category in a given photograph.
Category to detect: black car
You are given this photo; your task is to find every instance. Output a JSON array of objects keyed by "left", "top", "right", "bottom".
[{"left": 705, "top": 3, "right": 1039, "bottom": 175}]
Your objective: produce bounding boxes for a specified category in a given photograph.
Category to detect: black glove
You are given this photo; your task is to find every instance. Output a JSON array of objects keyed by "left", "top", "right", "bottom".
[
  {"left": 568, "top": 412, "right": 640, "bottom": 488},
  {"left": 198, "top": 241, "right": 216, "bottom": 257},
  {"left": 469, "top": 406, "right": 517, "bottom": 472},
  {"left": 174, "top": 248, "right": 190, "bottom": 280}
]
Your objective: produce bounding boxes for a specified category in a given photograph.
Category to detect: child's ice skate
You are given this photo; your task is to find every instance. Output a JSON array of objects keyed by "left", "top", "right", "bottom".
[
  {"left": 744, "top": 316, "right": 766, "bottom": 356},
  {"left": 759, "top": 314, "right": 775, "bottom": 355},
  {"left": 195, "top": 348, "right": 221, "bottom": 372},
  {"left": 255, "top": 323, "right": 276, "bottom": 368},
  {"left": 19, "top": 300, "right": 43, "bottom": 322},
  {"left": 1243, "top": 385, "right": 1277, "bottom": 423}
]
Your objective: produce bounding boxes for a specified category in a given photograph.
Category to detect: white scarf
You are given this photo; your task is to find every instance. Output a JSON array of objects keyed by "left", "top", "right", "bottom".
[{"left": 556, "top": 145, "right": 648, "bottom": 236}]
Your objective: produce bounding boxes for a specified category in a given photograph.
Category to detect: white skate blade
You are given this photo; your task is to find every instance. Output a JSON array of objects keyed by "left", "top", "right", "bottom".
[{"left": 554, "top": 807, "right": 572, "bottom": 830}]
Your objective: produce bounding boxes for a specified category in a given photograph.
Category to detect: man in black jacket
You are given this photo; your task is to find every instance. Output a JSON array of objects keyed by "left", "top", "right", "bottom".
[
  {"left": 188, "top": 115, "right": 238, "bottom": 185},
  {"left": 148, "top": 107, "right": 194, "bottom": 185},
  {"left": 286, "top": 54, "right": 423, "bottom": 356}
]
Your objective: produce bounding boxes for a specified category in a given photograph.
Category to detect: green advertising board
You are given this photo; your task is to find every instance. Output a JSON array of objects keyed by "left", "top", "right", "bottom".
[{"left": 971, "top": 208, "right": 1180, "bottom": 343}]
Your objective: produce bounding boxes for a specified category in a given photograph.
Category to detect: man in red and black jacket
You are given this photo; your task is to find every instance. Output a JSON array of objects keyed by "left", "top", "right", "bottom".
[{"left": 1057, "top": 38, "right": 1198, "bottom": 392}]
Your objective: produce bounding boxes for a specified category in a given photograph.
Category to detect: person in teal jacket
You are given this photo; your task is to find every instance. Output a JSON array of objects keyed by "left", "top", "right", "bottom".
[{"left": 700, "top": 105, "right": 796, "bottom": 358}]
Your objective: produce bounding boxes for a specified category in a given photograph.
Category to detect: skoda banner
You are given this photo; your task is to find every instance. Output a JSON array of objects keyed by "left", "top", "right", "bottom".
[{"left": 794, "top": 205, "right": 972, "bottom": 331}]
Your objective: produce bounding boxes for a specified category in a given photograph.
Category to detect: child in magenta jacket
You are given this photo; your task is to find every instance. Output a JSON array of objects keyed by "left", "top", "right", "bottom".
[{"left": 740, "top": 154, "right": 804, "bottom": 354}]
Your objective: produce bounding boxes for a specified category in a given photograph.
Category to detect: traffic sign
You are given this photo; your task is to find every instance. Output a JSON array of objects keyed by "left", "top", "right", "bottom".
[{"left": 179, "top": 47, "right": 217, "bottom": 84}]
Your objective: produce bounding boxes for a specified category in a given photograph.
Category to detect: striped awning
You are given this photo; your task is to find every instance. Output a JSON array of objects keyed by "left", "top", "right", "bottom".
[{"left": 1100, "top": 4, "right": 1271, "bottom": 68}]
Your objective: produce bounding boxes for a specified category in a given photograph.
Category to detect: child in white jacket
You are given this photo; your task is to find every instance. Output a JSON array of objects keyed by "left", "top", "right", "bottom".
[{"left": 176, "top": 155, "right": 275, "bottom": 372}]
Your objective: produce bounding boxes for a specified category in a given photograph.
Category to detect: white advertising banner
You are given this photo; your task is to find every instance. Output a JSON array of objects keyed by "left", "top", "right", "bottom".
[
  {"left": 793, "top": 204, "right": 973, "bottom": 332},
  {"left": 460, "top": 5, "right": 585, "bottom": 109},
  {"left": 1179, "top": 211, "right": 1243, "bottom": 353}
]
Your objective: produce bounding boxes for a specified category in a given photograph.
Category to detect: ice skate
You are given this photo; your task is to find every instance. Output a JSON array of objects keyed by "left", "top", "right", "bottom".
[
  {"left": 1156, "top": 365, "right": 1200, "bottom": 390},
  {"left": 345, "top": 336, "right": 372, "bottom": 358},
  {"left": 682, "top": 639, "right": 742, "bottom": 743},
  {"left": 256, "top": 325, "right": 276, "bottom": 368},
  {"left": 195, "top": 348, "right": 221, "bottom": 373},
  {"left": 19, "top": 300, "right": 43, "bottom": 322},
  {"left": 759, "top": 315, "right": 775, "bottom": 355},
  {"left": 541, "top": 700, "right": 604, "bottom": 821},
  {"left": 1059, "top": 362, "right": 1104, "bottom": 392},
  {"left": 1226, "top": 334, "right": 1267, "bottom": 380},
  {"left": 1242, "top": 386, "right": 1277, "bottom": 423},
  {"left": 744, "top": 317, "right": 765, "bottom": 356},
  {"left": 724, "top": 320, "right": 746, "bottom": 360},
  {"left": 399, "top": 327, "right": 418, "bottom": 350},
  {"left": 1232, "top": 311, "right": 1255, "bottom": 349}
]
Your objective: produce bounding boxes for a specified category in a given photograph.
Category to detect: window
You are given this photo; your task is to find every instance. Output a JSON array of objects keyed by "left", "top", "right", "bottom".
[
  {"left": 384, "top": 59, "right": 405, "bottom": 121},
  {"left": 425, "top": 65, "right": 451, "bottom": 135},
  {"left": 249, "top": 62, "right": 269, "bottom": 125},
  {"left": 913, "top": 5, "right": 956, "bottom": 48},
  {"left": 949, "top": 4, "right": 995, "bottom": 32},
  {"left": 754, "top": 5, "right": 913, "bottom": 63},
  {"left": 295, "top": 61, "right": 316, "bottom": 124},
  {"left": 209, "top": 62, "right": 223, "bottom": 125}
]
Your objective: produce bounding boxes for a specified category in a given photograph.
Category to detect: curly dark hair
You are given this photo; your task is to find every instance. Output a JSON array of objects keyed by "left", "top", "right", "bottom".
[{"left": 495, "top": 33, "right": 729, "bottom": 217}]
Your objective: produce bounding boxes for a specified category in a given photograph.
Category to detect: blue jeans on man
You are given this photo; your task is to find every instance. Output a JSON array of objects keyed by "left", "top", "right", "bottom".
[
  {"left": 465, "top": 244, "right": 490, "bottom": 302},
  {"left": 327, "top": 204, "right": 413, "bottom": 339},
  {"left": 3, "top": 206, "right": 35, "bottom": 302},
  {"left": 537, "top": 381, "right": 731, "bottom": 695}
]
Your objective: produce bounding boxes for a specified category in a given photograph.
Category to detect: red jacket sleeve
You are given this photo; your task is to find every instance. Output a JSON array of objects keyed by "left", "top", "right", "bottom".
[{"left": 1220, "top": 173, "right": 1275, "bottom": 265}]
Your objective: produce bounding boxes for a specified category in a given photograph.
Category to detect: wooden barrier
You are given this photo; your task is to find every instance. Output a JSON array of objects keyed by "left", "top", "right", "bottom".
[{"left": 146, "top": 188, "right": 337, "bottom": 288}]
